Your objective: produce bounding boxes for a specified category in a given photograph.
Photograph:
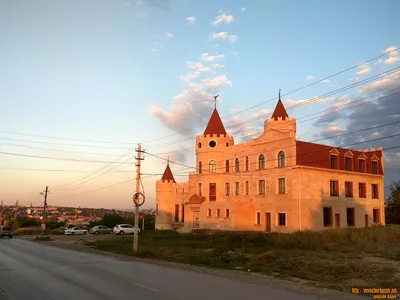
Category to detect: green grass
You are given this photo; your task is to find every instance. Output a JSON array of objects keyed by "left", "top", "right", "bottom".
[{"left": 84, "top": 227, "right": 400, "bottom": 292}]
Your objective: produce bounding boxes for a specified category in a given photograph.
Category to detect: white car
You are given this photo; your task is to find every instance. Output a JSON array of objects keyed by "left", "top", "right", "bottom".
[
  {"left": 64, "top": 227, "right": 88, "bottom": 235},
  {"left": 113, "top": 224, "right": 140, "bottom": 235}
]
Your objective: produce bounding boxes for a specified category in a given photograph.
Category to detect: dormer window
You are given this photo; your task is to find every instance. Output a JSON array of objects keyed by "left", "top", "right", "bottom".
[
  {"left": 371, "top": 161, "right": 378, "bottom": 174},
  {"left": 330, "top": 155, "right": 338, "bottom": 169},
  {"left": 259, "top": 154, "right": 265, "bottom": 169},
  {"left": 235, "top": 158, "right": 240, "bottom": 172},
  {"left": 358, "top": 159, "right": 365, "bottom": 173},
  {"left": 278, "top": 151, "right": 285, "bottom": 167},
  {"left": 345, "top": 157, "right": 352, "bottom": 171}
]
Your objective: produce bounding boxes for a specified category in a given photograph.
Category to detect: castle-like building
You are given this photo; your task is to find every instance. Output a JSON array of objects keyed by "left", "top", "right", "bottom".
[{"left": 155, "top": 96, "right": 385, "bottom": 233}]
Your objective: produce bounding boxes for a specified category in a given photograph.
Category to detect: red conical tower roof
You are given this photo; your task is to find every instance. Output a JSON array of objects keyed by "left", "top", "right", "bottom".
[
  {"left": 161, "top": 161, "right": 176, "bottom": 183},
  {"left": 271, "top": 90, "right": 289, "bottom": 120},
  {"left": 203, "top": 108, "right": 227, "bottom": 135}
]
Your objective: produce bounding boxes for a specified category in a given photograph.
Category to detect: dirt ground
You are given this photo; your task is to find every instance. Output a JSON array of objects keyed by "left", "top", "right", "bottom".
[{"left": 17, "top": 234, "right": 372, "bottom": 300}]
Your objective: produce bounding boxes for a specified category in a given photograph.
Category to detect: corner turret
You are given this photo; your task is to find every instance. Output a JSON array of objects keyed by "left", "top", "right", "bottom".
[
  {"left": 155, "top": 161, "right": 176, "bottom": 230},
  {"left": 264, "top": 90, "right": 296, "bottom": 134}
]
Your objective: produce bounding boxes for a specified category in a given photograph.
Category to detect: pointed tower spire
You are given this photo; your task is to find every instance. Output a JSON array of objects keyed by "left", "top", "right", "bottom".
[
  {"left": 271, "top": 89, "right": 289, "bottom": 121},
  {"left": 204, "top": 108, "right": 227, "bottom": 135},
  {"left": 161, "top": 160, "right": 176, "bottom": 183}
]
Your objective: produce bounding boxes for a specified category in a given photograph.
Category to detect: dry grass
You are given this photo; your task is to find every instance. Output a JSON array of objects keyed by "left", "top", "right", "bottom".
[{"left": 84, "top": 226, "right": 400, "bottom": 292}]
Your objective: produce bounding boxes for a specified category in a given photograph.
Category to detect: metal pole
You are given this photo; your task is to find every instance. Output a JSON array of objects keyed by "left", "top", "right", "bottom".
[{"left": 133, "top": 144, "right": 142, "bottom": 253}]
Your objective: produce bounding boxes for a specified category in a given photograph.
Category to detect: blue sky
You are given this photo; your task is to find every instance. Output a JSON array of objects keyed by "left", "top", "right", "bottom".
[{"left": 0, "top": 0, "right": 399, "bottom": 209}]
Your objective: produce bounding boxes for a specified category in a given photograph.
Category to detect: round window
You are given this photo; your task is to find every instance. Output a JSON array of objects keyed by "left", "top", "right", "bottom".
[
  {"left": 209, "top": 140, "right": 216, "bottom": 148},
  {"left": 198, "top": 142, "right": 202, "bottom": 149}
]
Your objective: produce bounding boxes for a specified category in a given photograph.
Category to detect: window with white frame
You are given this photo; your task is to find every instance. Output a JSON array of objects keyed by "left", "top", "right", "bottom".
[
  {"left": 278, "top": 151, "right": 285, "bottom": 167},
  {"left": 209, "top": 160, "right": 217, "bottom": 173},
  {"left": 235, "top": 182, "right": 239, "bottom": 195},
  {"left": 235, "top": 158, "right": 240, "bottom": 172},
  {"left": 259, "top": 180, "right": 266, "bottom": 195},
  {"left": 225, "top": 182, "right": 230, "bottom": 196},
  {"left": 278, "top": 213, "right": 286, "bottom": 226},
  {"left": 259, "top": 154, "right": 265, "bottom": 169},
  {"left": 278, "top": 178, "right": 286, "bottom": 194}
]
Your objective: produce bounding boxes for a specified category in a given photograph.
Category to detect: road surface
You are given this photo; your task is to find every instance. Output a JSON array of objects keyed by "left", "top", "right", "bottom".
[{"left": 0, "top": 238, "right": 327, "bottom": 300}]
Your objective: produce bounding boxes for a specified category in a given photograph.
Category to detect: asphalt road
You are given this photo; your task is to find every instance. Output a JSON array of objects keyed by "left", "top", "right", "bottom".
[{"left": 0, "top": 238, "right": 327, "bottom": 300}]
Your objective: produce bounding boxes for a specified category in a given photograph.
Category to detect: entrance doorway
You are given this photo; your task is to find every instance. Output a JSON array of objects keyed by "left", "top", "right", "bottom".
[
  {"left": 265, "top": 213, "right": 271, "bottom": 232},
  {"left": 193, "top": 210, "right": 200, "bottom": 228},
  {"left": 335, "top": 214, "right": 340, "bottom": 228}
]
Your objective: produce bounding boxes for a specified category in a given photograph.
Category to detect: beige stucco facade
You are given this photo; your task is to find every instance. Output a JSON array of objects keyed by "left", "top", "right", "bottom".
[{"left": 155, "top": 100, "right": 385, "bottom": 233}]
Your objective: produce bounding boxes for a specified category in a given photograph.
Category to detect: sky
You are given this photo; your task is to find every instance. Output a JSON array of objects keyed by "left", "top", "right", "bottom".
[{"left": 0, "top": 0, "right": 399, "bottom": 210}]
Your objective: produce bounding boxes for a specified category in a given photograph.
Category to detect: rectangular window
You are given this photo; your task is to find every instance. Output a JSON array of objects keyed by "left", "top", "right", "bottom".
[
  {"left": 345, "top": 157, "right": 352, "bottom": 171},
  {"left": 198, "top": 183, "right": 202, "bottom": 196},
  {"left": 278, "top": 178, "right": 286, "bottom": 194},
  {"left": 359, "top": 183, "right": 366, "bottom": 198},
  {"left": 235, "top": 182, "right": 239, "bottom": 195},
  {"left": 373, "top": 209, "right": 380, "bottom": 223},
  {"left": 225, "top": 209, "right": 230, "bottom": 218},
  {"left": 245, "top": 181, "right": 249, "bottom": 195},
  {"left": 372, "top": 184, "right": 379, "bottom": 198},
  {"left": 259, "top": 180, "right": 265, "bottom": 195},
  {"left": 216, "top": 209, "right": 221, "bottom": 217},
  {"left": 346, "top": 207, "right": 355, "bottom": 227},
  {"left": 256, "top": 212, "right": 261, "bottom": 225},
  {"left": 371, "top": 161, "right": 378, "bottom": 174},
  {"left": 330, "top": 180, "right": 339, "bottom": 197},
  {"left": 182, "top": 204, "right": 185, "bottom": 222},
  {"left": 359, "top": 159, "right": 365, "bottom": 172},
  {"left": 323, "top": 207, "right": 332, "bottom": 227},
  {"left": 174, "top": 204, "right": 179, "bottom": 222},
  {"left": 225, "top": 182, "right": 230, "bottom": 196},
  {"left": 278, "top": 213, "right": 286, "bottom": 226},
  {"left": 207, "top": 208, "right": 211, "bottom": 217},
  {"left": 330, "top": 155, "right": 338, "bottom": 169},
  {"left": 209, "top": 183, "right": 216, "bottom": 201},
  {"left": 345, "top": 181, "right": 353, "bottom": 197}
]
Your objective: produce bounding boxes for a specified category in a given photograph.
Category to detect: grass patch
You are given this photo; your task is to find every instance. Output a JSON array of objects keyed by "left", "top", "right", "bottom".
[{"left": 85, "top": 227, "right": 400, "bottom": 291}]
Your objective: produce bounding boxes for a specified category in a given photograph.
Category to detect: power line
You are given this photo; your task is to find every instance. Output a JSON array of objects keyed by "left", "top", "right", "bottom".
[
  {"left": 138, "top": 47, "right": 400, "bottom": 146},
  {"left": 0, "top": 167, "right": 135, "bottom": 173},
  {"left": 141, "top": 67, "right": 400, "bottom": 150}
]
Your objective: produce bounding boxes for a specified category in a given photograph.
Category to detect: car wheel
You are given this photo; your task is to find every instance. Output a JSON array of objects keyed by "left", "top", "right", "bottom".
[
  {"left": 109, "top": 230, "right": 113, "bottom": 234},
  {"left": 120, "top": 231, "right": 124, "bottom": 235},
  {"left": 72, "top": 232, "right": 75, "bottom": 235},
  {"left": 94, "top": 231, "right": 99, "bottom": 235},
  {"left": 84, "top": 231, "right": 88, "bottom": 235}
]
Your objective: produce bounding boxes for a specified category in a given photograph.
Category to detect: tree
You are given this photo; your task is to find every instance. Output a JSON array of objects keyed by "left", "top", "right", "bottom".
[{"left": 385, "top": 180, "right": 400, "bottom": 224}]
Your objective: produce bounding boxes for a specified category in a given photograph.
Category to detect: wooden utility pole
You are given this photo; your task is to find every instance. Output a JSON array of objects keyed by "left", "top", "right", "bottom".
[
  {"left": 0, "top": 200, "right": 3, "bottom": 226},
  {"left": 13, "top": 200, "right": 19, "bottom": 230},
  {"left": 133, "top": 144, "right": 144, "bottom": 253},
  {"left": 40, "top": 186, "right": 49, "bottom": 237}
]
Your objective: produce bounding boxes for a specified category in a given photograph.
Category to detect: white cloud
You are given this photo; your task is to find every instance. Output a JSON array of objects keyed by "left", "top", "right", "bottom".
[
  {"left": 384, "top": 56, "right": 400, "bottom": 65},
  {"left": 251, "top": 109, "right": 273, "bottom": 119},
  {"left": 166, "top": 32, "right": 174, "bottom": 38},
  {"left": 200, "top": 53, "right": 225, "bottom": 62},
  {"left": 384, "top": 46, "right": 399, "bottom": 56},
  {"left": 320, "top": 124, "right": 343, "bottom": 137},
  {"left": 212, "top": 13, "right": 235, "bottom": 26},
  {"left": 211, "top": 63, "right": 224, "bottom": 69},
  {"left": 350, "top": 77, "right": 360, "bottom": 82},
  {"left": 356, "top": 63, "right": 371, "bottom": 75},
  {"left": 240, "top": 7, "right": 246, "bottom": 11},
  {"left": 306, "top": 75, "right": 315, "bottom": 80},
  {"left": 186, "top": 62, "right": 211, "bottom": 72},
  {"left": 186, "top": 16, "right": 196, "bottom": 25},
  {"left": 359, "top": 70, "right": 400, "bottom": 94},
  {"left": 284, "top": 96, "right": 334, "bottom": 107},
  {"left": 321, "top": 79, "right": 331, "bottom": 83},
  {"left": 210, "top": 31, "right": 238, "bottom": 43}
]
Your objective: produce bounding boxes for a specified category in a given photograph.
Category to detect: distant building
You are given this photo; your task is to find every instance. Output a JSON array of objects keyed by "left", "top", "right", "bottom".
[{"left": 155, "top": 96, "right": 385, "bottom": 233}]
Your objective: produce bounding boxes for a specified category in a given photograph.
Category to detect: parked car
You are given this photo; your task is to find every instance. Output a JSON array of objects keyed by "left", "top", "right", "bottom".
[
  {"left": 0, "top": 226, "right": 13, "bottom": 238},
  {"left": 90, "top": 225, "right": 112, "bottom": 235},
  {"left": 113, "top": 224, "right": 140, "bottom": 235},
  {"left": 64, "top": 227, "right": 88, "bottom": 235}
]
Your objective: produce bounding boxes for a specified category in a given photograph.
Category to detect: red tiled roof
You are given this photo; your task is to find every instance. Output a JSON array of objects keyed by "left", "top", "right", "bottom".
[
  {"left": 161, "top": 163, "right": 176, "bottom": 183},
  {"left": 204, "top": 108, "right": 227, "bottom": 135},
  {"left": 271, "top": 99, "right": 289, "bottom": 120},
  {"left": 186, "top": 194, "right": 205, "bottom": 205},
  {"left": 296, "top": 140, "right": 384, "bottom": 175}
]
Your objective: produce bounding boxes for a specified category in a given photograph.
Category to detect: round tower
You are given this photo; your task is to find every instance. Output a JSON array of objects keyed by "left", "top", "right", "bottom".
[
  {"left": 155, "top": 162, "right": 176, "bottom": 230},
  {"left": 196, "top": 108, "right": 234, "bottom": 174}
]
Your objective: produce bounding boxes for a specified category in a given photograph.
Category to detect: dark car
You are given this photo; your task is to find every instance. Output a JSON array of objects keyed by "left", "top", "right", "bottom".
[
  {"left": 90, "top": 225, "right": 113, "bottom": 235},
  {"left": 0, "top": 226, "right": 13, "bottom": 238}
]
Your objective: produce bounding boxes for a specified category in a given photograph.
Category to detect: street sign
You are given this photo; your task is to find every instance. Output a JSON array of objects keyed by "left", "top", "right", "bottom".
[{"left": 132, "top": 192, "right": 145, "bottom": 207}]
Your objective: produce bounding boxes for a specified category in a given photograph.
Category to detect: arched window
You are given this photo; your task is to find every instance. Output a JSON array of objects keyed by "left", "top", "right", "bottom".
[
  {"left": 235, "top": 158, "right": 240, "bottom": 172},
  {"left": 225, "top": 160, "right": 230, "bottom": 173},
  {"left": 245, "top": 157, "right": 249, "bottom": 171},
  {"left": 259, "top": 154, "right": 265, "bottom": 169},
  {"left": 199, "top": 161, "right": 202, "bottom": 174},
  {"left": 209, "top": 160, "right": 217, "bottom": 173},
  {"left": 278, "top": 151, "right": 285, "bottom": 167}
]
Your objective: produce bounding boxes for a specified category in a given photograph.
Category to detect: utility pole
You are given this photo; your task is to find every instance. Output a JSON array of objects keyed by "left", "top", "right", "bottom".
[
  {"left": 13, "top": 200, "right": 19, "bottom": 230},
  {"left": 0, "top": 200, "right": 3, "bottom": 226},
  {"left": 133, "top": 144, "right": 144, "bottom": 253},
  {"left": 40, "top": 186, "right": 49, "bottom": 238}
]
